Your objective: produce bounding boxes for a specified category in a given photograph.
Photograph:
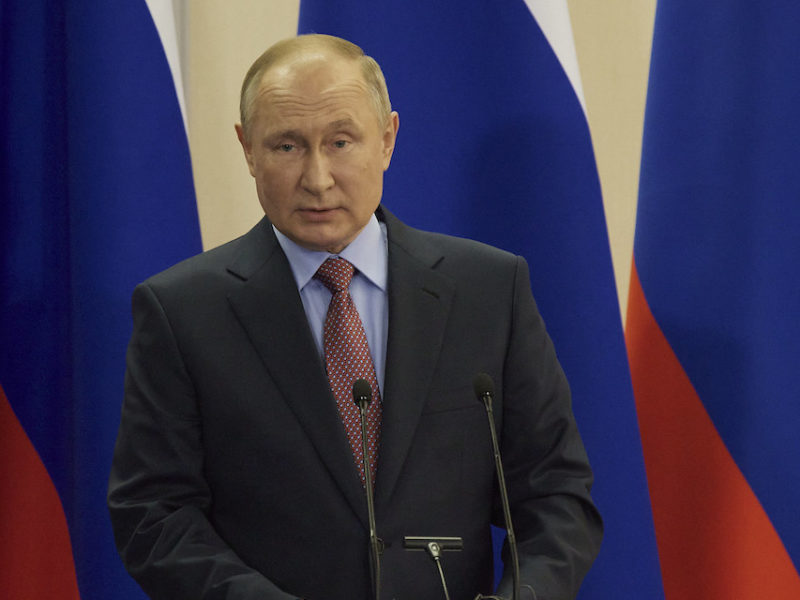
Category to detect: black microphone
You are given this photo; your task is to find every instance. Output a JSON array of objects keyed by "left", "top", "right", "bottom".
[
  {"left": 352, "top": 378, "right": 381, "bottom": 600},
  {"left": 473, "top": 373, "right": 521, "bottom": 600}
]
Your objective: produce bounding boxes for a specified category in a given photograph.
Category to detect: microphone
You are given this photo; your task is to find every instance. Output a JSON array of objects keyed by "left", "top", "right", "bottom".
[
  {"left": 353, "top": 378, "right": 372, "bottom": 410},
  {"left": 473, "top": 373, "right": 521, "bottom": 600},
  {"left": 353, "top": 378, "right": 381, "bottom": 600}
]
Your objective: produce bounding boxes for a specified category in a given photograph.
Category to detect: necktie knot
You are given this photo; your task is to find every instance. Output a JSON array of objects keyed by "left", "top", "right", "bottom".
[{"left": 315, "top": 257, "right": 355, "bottom": 294}]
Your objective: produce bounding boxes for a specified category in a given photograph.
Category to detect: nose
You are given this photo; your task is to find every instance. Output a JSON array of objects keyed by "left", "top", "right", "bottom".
[{"left": 300, "top": 148, "right": 335, "bottom": 195}]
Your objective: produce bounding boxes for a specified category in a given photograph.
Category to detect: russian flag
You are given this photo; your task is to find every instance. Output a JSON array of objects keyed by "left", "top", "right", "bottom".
[
  {"left": 628, "top": 1, "right": 800, "bottom": 598},
  {"left": 0, "top": 2, "right": 201, "bottom": 598},
  {"left": 299, "top": 1, "right": 664, "bottom": 597}
]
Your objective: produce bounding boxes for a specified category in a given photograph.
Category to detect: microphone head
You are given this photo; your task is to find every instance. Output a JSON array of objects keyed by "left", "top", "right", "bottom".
[
  {"left": 473, "top": 372, "right": 495, "bottom": 400},
  {"left": 352, "top": 378, "right": 372, "bottom": 405}
]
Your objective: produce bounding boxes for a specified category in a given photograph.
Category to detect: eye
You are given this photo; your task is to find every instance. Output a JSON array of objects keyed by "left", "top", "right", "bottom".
[
  {"left": 278, "top": 143, "right": 295, "bottom": 152},
  {"left": 332, "top": 139, "right": 349, "bottom": 149}
]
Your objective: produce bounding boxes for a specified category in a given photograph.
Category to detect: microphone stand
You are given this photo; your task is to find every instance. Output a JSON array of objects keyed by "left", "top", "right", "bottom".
[
  {"left": 353, "top": 380, "right": 381, "bottom": 600},
  {"left": 474, "top": 374, "right": 520, "bottom": 600}
]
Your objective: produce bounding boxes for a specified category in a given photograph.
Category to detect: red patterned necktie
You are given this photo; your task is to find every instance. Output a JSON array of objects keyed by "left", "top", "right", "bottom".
[{"left": 315, "top": 257, "right": 382, "bottom": 488}]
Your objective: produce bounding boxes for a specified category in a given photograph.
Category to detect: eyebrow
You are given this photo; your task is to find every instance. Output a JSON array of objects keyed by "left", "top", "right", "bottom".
[
  {"left": 261, "top": 119, "right": 362, "bottom": 145},
  {"left": 269, "top": 129, "right": 302, "bottom": 139},
  {"left": 261, "top": 129, "right": 302, "bottom": 146},
  {"left": 326, "top": 118, "right": 358, "bottom": 131}
]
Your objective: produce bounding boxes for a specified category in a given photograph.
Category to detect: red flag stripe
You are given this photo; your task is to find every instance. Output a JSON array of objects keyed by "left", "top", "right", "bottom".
[
  {"left": 0, "top": 384, "right": 81, "bottom": 599},
  {"left": 625, "top": 262, "right": 800, "bottom": 599}
]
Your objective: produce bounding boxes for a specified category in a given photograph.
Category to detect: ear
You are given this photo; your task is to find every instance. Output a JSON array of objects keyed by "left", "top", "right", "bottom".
[
  {"left": 381, "top": 111, "right": 400, "bottom": 171},
  {"left": 235, "top": 123, "right": 257, "bottom": 177}
]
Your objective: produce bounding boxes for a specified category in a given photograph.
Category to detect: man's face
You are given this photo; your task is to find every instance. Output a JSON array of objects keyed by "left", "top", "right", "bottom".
[{"left": 236, "top": 53, "right": 399, "bottom": 254}]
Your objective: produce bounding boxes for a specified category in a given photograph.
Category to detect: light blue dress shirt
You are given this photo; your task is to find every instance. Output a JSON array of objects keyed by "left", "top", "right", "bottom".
[{"left": 273, "top": 214, "right": 389, "bottom": 395}]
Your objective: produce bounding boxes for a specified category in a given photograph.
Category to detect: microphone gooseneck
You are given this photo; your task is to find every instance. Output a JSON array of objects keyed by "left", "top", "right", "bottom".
[
  {"left": 352, "top": 378, "right": 381, "bottom": 600},
  {"left": 472, "top": 373, "right": 521, "bottom": 600}
]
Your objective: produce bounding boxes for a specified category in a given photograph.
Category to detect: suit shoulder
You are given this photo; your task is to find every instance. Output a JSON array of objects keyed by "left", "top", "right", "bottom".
[
  {"left": 394, "top": 221, "right": 520, "bottom": 268},
  {"left": 424, "top": 229, "right": 515, "bottom": 260},
  {"left": 387, "top": 221, "right": 527, "bottom": 299},
  {"left": 139, "top": 219, "right": 271, "bottom": 292},
  {"left": 141, "top": 239, "right": 236, "bottom": 289}
]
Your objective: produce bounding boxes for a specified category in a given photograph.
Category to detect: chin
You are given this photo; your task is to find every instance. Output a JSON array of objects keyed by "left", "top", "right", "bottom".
[
  {"left": 299, "top": 227, "right": 352, "bottom": 253},
  {"left": 293, "top": 235, "right": 343, "bottom": 254}
]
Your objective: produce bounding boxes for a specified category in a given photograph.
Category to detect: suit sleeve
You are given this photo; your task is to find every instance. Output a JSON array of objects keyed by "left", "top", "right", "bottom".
[
  {"left": 494, "top": 256, "right": 603, "bottom": 600},
  {"left": 107, "top": 282, "right": 298, "bottom": 600}
]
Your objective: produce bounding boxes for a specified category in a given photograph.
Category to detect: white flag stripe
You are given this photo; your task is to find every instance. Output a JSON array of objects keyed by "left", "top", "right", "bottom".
[
  {"left": 522, "top": 0, "right": 586, "bottom": 114},
  {"left": 145, "top": 0, "right": 188, "bottom": 133}
]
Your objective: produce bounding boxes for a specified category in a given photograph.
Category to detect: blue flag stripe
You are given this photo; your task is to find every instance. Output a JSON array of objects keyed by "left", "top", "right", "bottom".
[
  {"left": 1, "top": 2, "right": 202, "bottom": 597},
  {"left": 298, "top": 1, "right": 663, "bottom": 597},
  {"left": 637, "top": 0, "right": 800, "bottom": 570}
]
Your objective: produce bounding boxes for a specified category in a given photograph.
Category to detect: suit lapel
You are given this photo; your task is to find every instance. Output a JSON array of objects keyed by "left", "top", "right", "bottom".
[
  {"left": 375, "top": 209, "right": 455, "bottom": 509},
  {"left": 223, "top": 213, "right": 455, "bottom": 524},
  {"left": 225, "top": 220, "right": 367, "bottom": 524}
]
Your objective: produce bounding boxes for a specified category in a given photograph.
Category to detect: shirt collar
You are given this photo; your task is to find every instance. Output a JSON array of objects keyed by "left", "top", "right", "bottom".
[{"left": 273, "top": 214, "right": 388, "bottom": 292}]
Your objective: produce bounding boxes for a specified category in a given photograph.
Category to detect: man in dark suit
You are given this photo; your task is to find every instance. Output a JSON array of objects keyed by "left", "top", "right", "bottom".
[{"left": 108, "top": 34, "right": 602, "bottom": 600}]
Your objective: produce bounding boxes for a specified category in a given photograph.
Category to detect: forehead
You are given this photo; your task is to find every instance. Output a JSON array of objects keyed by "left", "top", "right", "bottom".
[{"left": 253, "top": 54, "right": 372, "bottom": 122}]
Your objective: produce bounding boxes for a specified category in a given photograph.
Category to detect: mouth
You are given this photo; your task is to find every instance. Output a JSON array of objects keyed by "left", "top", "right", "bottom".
[{"left": 297, "top": 207, "right": 342, "bottom": 221}]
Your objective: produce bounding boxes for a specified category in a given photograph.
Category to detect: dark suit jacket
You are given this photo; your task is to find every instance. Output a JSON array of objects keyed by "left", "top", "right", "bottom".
[{"left": 108, "top": 206, "right": 602, "bottom": 600}]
